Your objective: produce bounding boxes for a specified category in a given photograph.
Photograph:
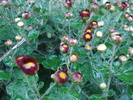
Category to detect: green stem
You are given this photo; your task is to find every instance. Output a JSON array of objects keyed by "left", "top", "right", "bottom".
[{"left": 40, "top": 82, "right": 56, "bottom": 100}]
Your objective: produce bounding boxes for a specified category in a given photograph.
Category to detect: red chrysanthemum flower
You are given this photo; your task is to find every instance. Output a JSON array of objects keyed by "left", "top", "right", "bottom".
[
  {"left": 79, "top": 9, "right": 91, "bottom": 22},
  {"left": 51, "top": 69, "right": 69, "bottom": 84},
  {"left": 69, "top": 53, "right": 79, "bottom": 63},
  {"left": 90, "top": 21, "right": 98, "bottom": 28},
  {"left": 68, "top": 38, "right": 78, "bottom": 45},
  {"left": 65, "top": 0, "right": 72, "bottom": 8},
  {"left": 15, "top": 55, "right": 27, "bottom": 67},
  {"left": 84, "top": 26, "right": 93, "bottom": 34},
  {"left": 104, "top": 2, "right": 111, "bottom": 9},
  {"left": 61, "top": 35, "right": 69, "bottom": 42},
  {"left": 72, "top": 72, "right": 82, "bottom": 84},
  {"left": 60, "top": 43, "right": 70, "bottom": 53},
  {"left": 90, "top": 3, "right": 99, "bottom": 10},
  {"left": 19, "top": 57, "right": 39, "bottom": 75},
  {"left": 22, "top": 11, "right": 31, "bottom": 19},
  {"left": 119, "top": 2, "right": 130, "bottom": 10},
  {"left": 82, "top": 32, "right": 93, "bottom": 41}
]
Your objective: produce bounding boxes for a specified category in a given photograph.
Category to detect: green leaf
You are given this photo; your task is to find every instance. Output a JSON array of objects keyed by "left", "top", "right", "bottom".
[
  {"left": 116, "top": 71, "right": 133, "bottom": 84},
  {"left": 90, "top": 94, "right": 104, "bottom": 100},
  {"left": 42, "top": 55, "right": 61, "bottom": 70},
  {"left": 71, "top": 22, "right": 83, "bottom": 28},
  {"left": 28, "top": 29, "right": 40, "bottom": 38},
  {"left": 0, "top": 70, "right": 10, "bottom": 80},
  {"left": 44, "top": 25, "right": 54, "bottom": 33},
  {"left": 3, "top": 56, "right": 16, "bottom": 67}
]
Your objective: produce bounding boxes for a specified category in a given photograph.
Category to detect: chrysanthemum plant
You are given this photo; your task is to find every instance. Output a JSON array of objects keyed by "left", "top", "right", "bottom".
[{"left": 0, "top": 0, "right": 133, "bottom": 100}]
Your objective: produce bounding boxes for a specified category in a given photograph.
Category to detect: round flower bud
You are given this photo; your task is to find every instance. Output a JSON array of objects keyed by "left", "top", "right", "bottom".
[
  {"left": 90, "top": 3, "right": 99, "bottom": 10},
  {"left": 98, "top": 21, "right": 104, "bottom": 27},
  {"left": 15, "top": 35, "right": 22, "bottom": 41},
  {"left": 5, "top": 40, "right": 13, "bottom": 46},
  {"left": 18, "top": 56, "right": 39, "bottom": 75},
  {"left": 72, "top": 72, "right": 82, "bottom": 84},
  {"left": 79, "top": 9, "right": 91, "bottom": 22},
  {"left": 114, "top": 1, "right": 119, "bottom": 5},
  {"left": 17, "top": 21, "right": 24, "bottom": 27},
  {"left": 69, "top": 53, "right": 78, "bottom": 63},
  {"left": 68, "top": 38, "right": 78, "bottom": 45},
  {"left": 119, "top": 2, "right": 129, "bottom": 10},
  {"left": 109, "top": 28, "right": 116, "bottom": 33},
  {"left": 96, "top": 31, "right": 103, "bottom": 38},
  {"left": 84, "top": 44, "right": 92, "bottom": 51},
  {"left": 51, "top": 69, "right": 69, "bottom": 84},
  {"left": 119, "top": 55, "right": 128, "bottom": 62},
  {"left": 99, "top": 82, "right": 107, "bottom": 89},
  {"left": 111, "top": 32, "right": 120, "bottom": 37},
  {"left": 97, "top": 44, "right": 107, "bottom": 52},
  {"left": 60, "top": 43, "right": 70, "bottom": 53},
  {"left": 15, "top": 18, "right": 21, "bottom": 22},
  {"left": 90, "top": 21, "right": 98, "bottom": 28},
  {"left": 111, "top": 34, "right": 122, "bottom": 43},
  {"left": 124, "top": 27, "right": 130, "bottom": 32},
  {"left": 66, "top": 12, "right": 73, "bottom": 19},
  {"left": 61, "top": 35, "right": 69, "bottom": 42},
  {"left": 82, "top": 32, "right": 92, "bottom": 42},
  {"left": 128, "top": 47, "right": 133, "bottom": 56},
  {"left": 22, "top": 11, "right": 31, "bottom": 19},
  {"left": 1, "top": 0, "right": 9, "bottom": 5},
  {"left": 127, "top": 15, "right": 133, "bottom": 22}
]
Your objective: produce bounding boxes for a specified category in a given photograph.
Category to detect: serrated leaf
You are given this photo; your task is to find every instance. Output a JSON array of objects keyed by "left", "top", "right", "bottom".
[
  {"left": 28, "top": 29, "right": 40, "bottom": 38},
  {"left": 0, "top": 70, "right": 10, "bottom": 80}
]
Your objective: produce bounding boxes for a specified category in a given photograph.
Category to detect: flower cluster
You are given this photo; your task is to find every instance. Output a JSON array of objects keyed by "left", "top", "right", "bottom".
[{"left": 15, "top": 55, "right": 39, "bottom": 75}]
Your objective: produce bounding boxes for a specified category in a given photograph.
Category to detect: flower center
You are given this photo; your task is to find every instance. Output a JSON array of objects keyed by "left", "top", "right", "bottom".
[
  {"left": 59, "top": 72, "right": 67, "bottom": 79},
  {"left": 85, "top": 34, "right": 91, "bottom": 39},
  {"left": 18, "top": 57, "right": 24, "bottom": 59},
  {"left": 77, "top": 74, "right": 81, "bottom": 78},
  {"left": 106, "top": 3, "right": 110, "bottom": 6},
  {"left": 86, "top": 45, "right": 90, "bottom": 48},
  {"left": 67, "top": 1, "right": 70, "bottom": 3},
  {"left": 82, "top": 11, "right": 88, "bottom": 14},
  {"left": 23, "top": 62, "right": 35, "bottom": 69},
  {"left": 87, "top": 29, "right": 92, "bottom": 33},
  {"left": 116, "top": 35, "right": 121, "bottom": 38},
  {"left": 63, "top": 44, "right": 68, "bottom": 47},
  {"left": 92, "top": 22, "right": 97, "bottom": 24},
  {"left": 71, "top": 54, "right": 77, "bottom": 58}
]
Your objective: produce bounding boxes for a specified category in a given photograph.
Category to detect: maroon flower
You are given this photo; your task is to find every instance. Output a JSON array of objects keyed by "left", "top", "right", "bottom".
[
  {"left": 90, "top": 21, "right": 98, "bottom": 28},
  {"left": 104, "top": 2, "right": 111, "bottom": 9},
  {"left": 60, "top": 43, "right": 70, "bottom": 53},
  {"left": 111, "top": 34, "right": 122, "bottom": 43},
  {"left": 65, "top": 0, "right": 72, "bottom": 8},
  {"left": 15, "top": 55, "right": 27, "bottom": 67},
  {"left": 82, "top": 32, "right": 92, "bottom": 41},
  {"left": 66, "top": 12, "right": 73, "bottom": 19},
  {"left": 79, "top": 9, "right": 91, "bottom": 22},
  {"left": 61, "top": 35, "right": 69, "bottom": 42},
  {"left": 72, "top": 72, "right": 82, "bottom": 84},
  {"left": 68, "top": 38, "right": 78, "bottom": 45},
  {"left": 69, "top": 53, "right": 79, "bottom": 63},
  {"left": 84, "top": 44, "right": 92, "bottom": 51},
  {"left": 119, "top": 2, "right": 129, "bottom": 10},
  {"left": 51, "top": 69, "right": 69, "bottom": 84},
  {"left": 114, "top": 1, "right": 120, "bottom": 5},
  {"left": 84, "top": 26, "right": 93, "bottom": 34},
  {"left": 18, "top": 57, "right": 39, "bottom": 75},
  {"left": 90, "top": 3, "right": 99, "bottom": 10},
  {"left": 127, "top": 15, "right": 133, "bottom": 22},
  {"left": 22, "top": 11, "right": 31, "bottom": 19}
]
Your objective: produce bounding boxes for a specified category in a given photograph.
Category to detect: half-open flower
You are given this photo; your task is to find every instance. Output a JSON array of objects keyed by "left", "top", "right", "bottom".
[
  {"left": 97, "top": 44, "right": 107, "bottom": 52},
  {"left": 128, "top": 47, "right": 133, "bottom": 56},
  {"left": 79, "top": 9, "right": 91, "bottom": 22},
  {"left": 82, "top": 32, "right": 92, "bottom": 42},
  {"left": 68, "top": 38, "right": 78, "bottom": 45},
  {"left": 51, "top": 69, "right": 69, "bottom": 84},
  {"left": 104, "top": 2, "right": 111, "bottom": 9},
  {"left": 60, "top": 43, "right": 70, "bottom": 53},
  {"left": 110, "top": 6, "right": 115, "bottom": 12},
  {"left": 17, "top": 21, "right": 24, "bottom": 27},
  {"left": 119, "top": 2, "right": 129, "bottom": 10},
  {"left": 72, "top": 72, "right": 82, "bottom": 84},
  {"left": 15, "top": 55, "right": 27, "bottom": 67},
  {"left": 65, "top": 0, "right": 72, "bottom": 8},
  {"left": 15, "top": 18, "right": 21, "bottom": 22},
  {"left": 84, "top": 44, "right": 92, "bottom": 51},
  {"left": 15, "top": 35, "right": 22, "bottom": 41},
  {"left": 66, "top": 12, "right": 73, "bottom": 19},
  {"left": 5, "top": 40, "right": 12, "bottom": 46},
  {"left": 98, "top": 21, "right": 104, "bottom": 27},
  {"left": 84, "top": 26, "right": 93, "bottom": 34},
  {"left": 111, "top": 34, "right": 122, "bottom": 43},
  {"left": 119, "top": 55, "right": 128, "bottom": 62},
  {"left": 90, "top": 21, "right": 98, "bottom": 28},
  {"left": 22, "top": 11, "right": 31, "bottom": 19},
  {"left": 69, "top": 53, "right": 78, "bottom": 63},
  {"left": 90, "top": 3, "right": 99, "bottom": 10},
  {"left": 19, "top": 57, "right": 39, "bottom": 75},
  {"left": 61, "top": 35, "right": 69, "bottom": 42}
]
